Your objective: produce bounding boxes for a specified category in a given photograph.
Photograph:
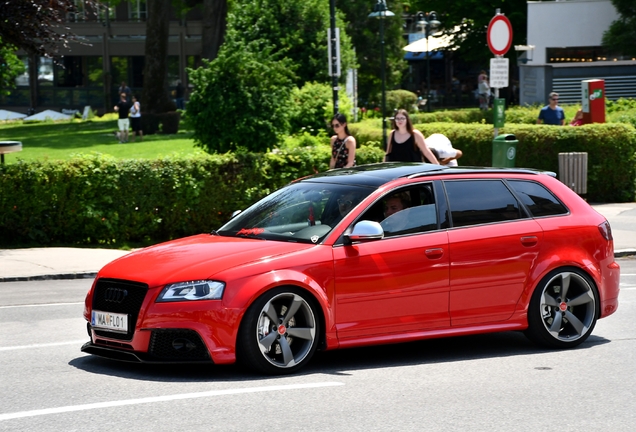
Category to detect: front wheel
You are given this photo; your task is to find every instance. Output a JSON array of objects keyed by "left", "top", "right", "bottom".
[
  {"left": 237, "top": 288, "right": 320, "bottom": 374},
  {"left": 525, "top": 268, "right": 599, "bottom": 349}
]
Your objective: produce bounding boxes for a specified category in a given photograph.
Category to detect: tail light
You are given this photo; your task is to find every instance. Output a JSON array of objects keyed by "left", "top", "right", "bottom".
[{"left": 598, "top": 221, "right": 613, "bottom": 241}]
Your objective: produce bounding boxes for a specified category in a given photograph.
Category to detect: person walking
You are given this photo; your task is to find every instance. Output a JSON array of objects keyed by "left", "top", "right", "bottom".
[
  {"left": 384, "top": 109, "right": 439, "bottom": 164},
  {"left": 175, "top": 81, "right": 185, "bottom": 110},
  {"left": 477, "top": 70, "right": 490, "bottom": 111},
  {"left": 537, "top": 92, "right": 565, "bottom": 125},
  {"left": 329, "top": 113, "right": 356, "bottom": 169},
  {"left": 129, "top": 95, "right": 143, "bottom": 142},
  {"left": 118, "top": 81, "right": 131, "bottom": 103},
  {"left": 113, "top": 92, "right": 131, "bottom": 143}
]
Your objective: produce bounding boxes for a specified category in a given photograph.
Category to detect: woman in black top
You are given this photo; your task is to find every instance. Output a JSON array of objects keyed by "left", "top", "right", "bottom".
[
  {"left": 329, "top": 113, "right": 356, "bottom": 169},
  {"left": 384, "top": 109, "right": 439, "bottom": 164}
]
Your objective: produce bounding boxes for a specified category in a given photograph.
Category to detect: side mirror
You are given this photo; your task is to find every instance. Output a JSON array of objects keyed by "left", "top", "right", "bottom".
[{"left": 344, "top": 220, "right": 384, "bottom": 244}]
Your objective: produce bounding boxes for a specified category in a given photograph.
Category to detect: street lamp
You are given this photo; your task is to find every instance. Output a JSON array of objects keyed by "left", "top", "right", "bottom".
[
  {"left": 368, "top": 0, "right": 394, "bottom": 150},
  {"left": 415, "top": 11, "right": 441, "bottom": 112}
]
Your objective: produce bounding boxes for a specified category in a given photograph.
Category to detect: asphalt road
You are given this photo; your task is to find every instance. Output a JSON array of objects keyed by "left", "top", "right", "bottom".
[{"left": 1, "top": 258, "right": 635, "bottom": 431}]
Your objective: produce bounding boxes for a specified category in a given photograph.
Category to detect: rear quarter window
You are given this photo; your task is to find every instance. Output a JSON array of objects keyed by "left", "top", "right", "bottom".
[
  {"left": 444, "top": 179, "right": 525, "bottom": 227},
  {"left": 507, "top": 180, "right": 568, "bottom": 217}
]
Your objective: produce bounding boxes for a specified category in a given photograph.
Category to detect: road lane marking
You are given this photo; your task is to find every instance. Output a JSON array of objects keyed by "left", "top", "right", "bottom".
[
  {"left": 0, "top": 382, "right": 345, "bottom": 421},
  {"left": 0, "top": 340, "right": 86, "bottom": 352},
  {"left": 0, "top": 302, "right": 83, "bottom": 309}
]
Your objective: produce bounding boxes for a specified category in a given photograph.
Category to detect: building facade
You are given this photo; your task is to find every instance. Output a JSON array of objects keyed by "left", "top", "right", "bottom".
[
  {"left": 520, "top": 0, "right": 636, "bottom": 105},
  {"left": 1, "top": 1, "right": 204, "bottom": 115}
]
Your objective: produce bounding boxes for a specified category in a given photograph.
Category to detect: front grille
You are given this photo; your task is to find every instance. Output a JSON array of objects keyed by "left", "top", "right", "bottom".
[
  {"left": 148, "top": 329, "right": 211, "bottom": 361},
  {"left": 92, "top": 278, "right": 148, "bottom": 341}
]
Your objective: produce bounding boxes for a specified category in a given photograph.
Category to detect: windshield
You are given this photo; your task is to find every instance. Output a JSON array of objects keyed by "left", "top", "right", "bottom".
[{"left": 217, "top": 182, "right": 375, "bottom": 244}]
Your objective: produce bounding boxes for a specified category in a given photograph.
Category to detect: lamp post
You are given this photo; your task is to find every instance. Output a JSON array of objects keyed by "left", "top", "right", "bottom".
[
  {"left": 368, "top": 0, "right": 394, "bottom": 150},
  {"left": 415, "top": 11, "right": 441, "bottom": 112}
]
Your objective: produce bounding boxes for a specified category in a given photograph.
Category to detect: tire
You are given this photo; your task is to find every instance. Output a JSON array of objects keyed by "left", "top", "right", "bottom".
[
  {"left": 525, "top": 268, "right": 599, "bottom": 349},
  {"left": 237, "top": 287, "right": 320, "bottom": 374}
]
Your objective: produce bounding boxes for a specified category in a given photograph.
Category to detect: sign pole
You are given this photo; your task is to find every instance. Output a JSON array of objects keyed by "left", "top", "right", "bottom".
[{"left": 487, "top": 10, "right": 512, "bottom": 137}]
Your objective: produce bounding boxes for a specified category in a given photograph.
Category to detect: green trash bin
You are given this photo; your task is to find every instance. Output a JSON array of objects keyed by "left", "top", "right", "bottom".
[{"left": 492, "top": 134, "right": 518, "bottom": 167}]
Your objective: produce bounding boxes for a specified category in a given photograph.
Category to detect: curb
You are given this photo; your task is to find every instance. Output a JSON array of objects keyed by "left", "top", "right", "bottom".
[
  {"left": 0, "top": 272, "right": 97, "bottom": 283},
  {"left": 615, "top": 249, "right": 636, "bottom": 258}
]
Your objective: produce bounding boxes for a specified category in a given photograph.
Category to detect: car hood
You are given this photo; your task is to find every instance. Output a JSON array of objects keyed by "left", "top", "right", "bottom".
[{"left": 97, "top": 234, "right": 314, "bottom": 287}]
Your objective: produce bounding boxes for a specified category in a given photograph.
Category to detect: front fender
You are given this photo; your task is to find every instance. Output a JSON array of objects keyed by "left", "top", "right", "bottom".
[{"left": 222, "top": 267, "right": 337, "bottom": 349}]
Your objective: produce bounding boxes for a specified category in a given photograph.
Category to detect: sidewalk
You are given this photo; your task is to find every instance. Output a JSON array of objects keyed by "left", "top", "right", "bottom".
[{"left": 1, "top": 203, "right": 635, "bottom": 282}]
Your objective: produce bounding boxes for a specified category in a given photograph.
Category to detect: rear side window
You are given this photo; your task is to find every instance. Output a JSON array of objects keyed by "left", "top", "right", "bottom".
[
  {"left": 507, "top": 180, "right": 568, "bottom": 217},
  {"left": 444, "top": 180, "right": 524, "bottom": 228}
]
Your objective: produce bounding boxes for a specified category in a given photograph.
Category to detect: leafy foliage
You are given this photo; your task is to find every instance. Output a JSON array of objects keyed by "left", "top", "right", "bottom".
[
  {"left": 0, "top": 38, "right": 25, "bottom": 96},
  {"left": 227, "top": 0, "right": 356, "bottom": 86},
  {"left": 384, "top": 90, "right": 419, "bottom": 113},
  {"left": 0, "top": 0, "right": 96, "bottom": 57},
  {"left": 288, "top": 82, "right": 355, "bottom": 135},
  {"left": 603, "top": 0, "right": 636, "bottom": 57},
  {"left": 405, "top": 0, "right": 528, "bottom": 66},
  {"left": 186, "top": 38, "right": 296, "bottom": 153},
  {"left": 338, "top": 0, "right": 408, "bottom": 106}
]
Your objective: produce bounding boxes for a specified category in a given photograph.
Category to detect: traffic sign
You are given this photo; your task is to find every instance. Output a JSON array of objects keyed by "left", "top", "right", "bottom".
[
  {"left": 487, "top": 14, "right": 513, "bottom": 56},
  {"left": 489, "top": 57, "right": 509, "bottom": 88}
]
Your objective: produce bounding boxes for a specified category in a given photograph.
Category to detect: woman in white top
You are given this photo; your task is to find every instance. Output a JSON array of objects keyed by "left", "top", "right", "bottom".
[{"left": 129, "top": 95, "right": 143, "bottom": 142}]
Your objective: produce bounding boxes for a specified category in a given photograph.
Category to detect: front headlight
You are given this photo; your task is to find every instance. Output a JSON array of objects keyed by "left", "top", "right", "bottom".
[{"left": 156, "top": 280, "right": 225, "bottom": 302}]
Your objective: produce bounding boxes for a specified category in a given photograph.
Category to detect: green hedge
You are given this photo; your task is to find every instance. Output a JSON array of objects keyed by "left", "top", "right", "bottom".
[
  {"left": 349, "top": 121, "right": 636, "bottom": 202},
  {"left": 413, "top": 122, "right": 636, "bottom": 202},
  {"left": 0, "top": 145, "right": 384, "bottom": 246},
  {"left": 1, "top": 123, "right": 634, "bottom": 246}
]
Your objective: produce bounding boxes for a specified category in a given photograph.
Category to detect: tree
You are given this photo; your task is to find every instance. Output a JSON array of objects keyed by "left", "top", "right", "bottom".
[
  {"left": 603, "top": 0, "right": 636, "bottom": 57},
  {"left": 181, "top": 0, "right": 228, "bottom": 61},
  {"left": 228, "top": 0, "right": 356, "bottom": 86},
  {"left": 141, "top": 0, "right": 175, "bottom": 114},
  {"left": 0, "top": 39, "right": 25, "bottom": 96},
  {"left": 406, "top": 0, "right": 528, "bottom": 65},
  {"left": 201, "top": 0, "right": 228, "bottom": 60},
  {"left": 186, "top": 37, "right": 296, "bottom": 153},
  {"left": 337, "top": 0, "right": 408, "bottom": 107},
  {"left": 0, "top": 0, "right": 93, "bottom": 95},
  {"left": 0, "top": 0, "right": 94, "bottom": 57}
]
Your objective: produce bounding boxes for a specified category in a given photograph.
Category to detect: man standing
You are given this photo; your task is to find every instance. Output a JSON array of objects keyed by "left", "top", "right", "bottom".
[
  {"left": 537, "top": 92, "right": 565, "bottom": 125},
  {"left": 114, "top": 92, "right": 131, "bottom": 143}
]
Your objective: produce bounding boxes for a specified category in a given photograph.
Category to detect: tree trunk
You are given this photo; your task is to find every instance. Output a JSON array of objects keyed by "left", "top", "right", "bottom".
[
  {"left": 201, "top": 0, "right": 228, "bottom": 60},
  {"left": 141, "top": 0, "right": 175, "bottom": 114}
]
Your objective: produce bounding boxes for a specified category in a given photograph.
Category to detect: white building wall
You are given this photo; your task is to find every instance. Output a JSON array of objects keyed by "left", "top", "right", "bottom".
[{"left": 527, "top": 0, "right": 619, "bottom": 65}]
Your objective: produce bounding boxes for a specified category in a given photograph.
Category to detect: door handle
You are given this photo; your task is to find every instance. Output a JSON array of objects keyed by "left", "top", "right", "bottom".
[
  {"left": 425, "top": 248, "right": 444, "bottom": 259},
  {"left": 520, "top": 236, "right": 538, "bottom": 247}
]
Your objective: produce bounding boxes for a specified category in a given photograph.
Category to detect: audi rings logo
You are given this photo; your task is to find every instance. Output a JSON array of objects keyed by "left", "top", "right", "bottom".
[{"left": 104, "top": 287, "right": 128, "bottom": 303}]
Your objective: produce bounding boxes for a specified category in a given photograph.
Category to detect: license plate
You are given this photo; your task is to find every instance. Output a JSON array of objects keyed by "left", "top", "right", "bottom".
[{"left": 91, "top": 310, "right": 128, "bottom": 333}]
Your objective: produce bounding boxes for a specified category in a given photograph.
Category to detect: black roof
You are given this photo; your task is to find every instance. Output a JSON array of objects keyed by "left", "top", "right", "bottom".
[{"left": 299, "top": 163, "right": 554, "bottom": 188}]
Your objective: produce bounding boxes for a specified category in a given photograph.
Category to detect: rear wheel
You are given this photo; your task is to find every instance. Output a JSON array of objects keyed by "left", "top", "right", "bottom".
[
  {"left": 237, "top": 287, "right": 320, "bottom": 374},
  {"left": 525, "top": 268, "right": 598, "bottom": 348}
]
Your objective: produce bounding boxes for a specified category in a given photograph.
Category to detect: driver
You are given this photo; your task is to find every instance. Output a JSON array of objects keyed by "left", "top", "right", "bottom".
[{"left": 383, "top": 192, "right": 410, "bottom": 219}]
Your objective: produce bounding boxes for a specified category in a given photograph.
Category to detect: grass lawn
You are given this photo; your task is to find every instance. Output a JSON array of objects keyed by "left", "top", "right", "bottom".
[{"left": 0, "top": 114, "right": 206, "bottom": 164}]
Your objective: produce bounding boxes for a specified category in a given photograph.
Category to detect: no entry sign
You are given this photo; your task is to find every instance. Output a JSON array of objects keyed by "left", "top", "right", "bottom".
[{"left": 487, "top": 14, "right": 513, "bottom": 56}]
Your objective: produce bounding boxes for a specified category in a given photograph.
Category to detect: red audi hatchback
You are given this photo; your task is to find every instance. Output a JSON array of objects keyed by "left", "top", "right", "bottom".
[{"left": 82, "top": 163, "right": 620, "bottom": 374}]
